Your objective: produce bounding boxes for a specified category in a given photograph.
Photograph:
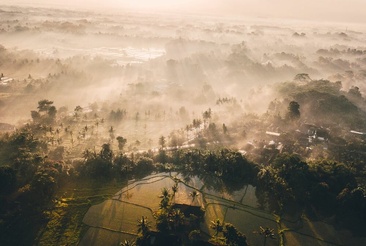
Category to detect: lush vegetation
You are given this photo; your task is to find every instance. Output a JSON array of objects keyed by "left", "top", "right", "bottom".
[{"left": 1, "top": 76, "right": 366, "bottom": 245}]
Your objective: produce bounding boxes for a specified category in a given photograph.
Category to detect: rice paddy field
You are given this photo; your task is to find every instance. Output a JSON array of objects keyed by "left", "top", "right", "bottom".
[
  {"left": 77, "top": 173, "right": 366, "bottom": 246},
  {"left": 35, "top": 179, "right": 126, "bottom": 246},
  {"left": 33, "top": 172, "right": 366, "bottom": 246}
]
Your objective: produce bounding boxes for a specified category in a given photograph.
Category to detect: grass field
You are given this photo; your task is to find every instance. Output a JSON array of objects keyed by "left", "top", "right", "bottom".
[{"left": 35, "top": 178, "right": 126, "bottom": 246}]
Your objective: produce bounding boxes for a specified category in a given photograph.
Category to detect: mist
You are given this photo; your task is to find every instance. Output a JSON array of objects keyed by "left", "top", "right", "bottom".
[
  {"left": 1, "top": 2, "right": 366, "bottom": 245},
  {"left": 1, "top": 2, "right": 366, "bottom": 129},
  {"left": 4, "top": 0, "right": 366, "bottom": 23}
]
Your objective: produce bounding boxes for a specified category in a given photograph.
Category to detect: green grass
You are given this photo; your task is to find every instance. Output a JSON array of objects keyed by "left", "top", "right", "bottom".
[{"left": 35, "top": 178, "right": 126, "bottom": 246}]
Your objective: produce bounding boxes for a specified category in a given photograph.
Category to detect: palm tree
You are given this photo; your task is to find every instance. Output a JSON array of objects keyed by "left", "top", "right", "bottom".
[
  {"left": 169, "top": 209, "right": 185, "bottom": 231},
  {"left": 159, "top": 187, "right": 170, "bottom": 199},
  {"left": 185, "top": 125, "right": 190, "bottom": 141},
  {"left": 258, "top": 226, "right": 275, "bottom": 246},
  {"left": 69, "top": 130, "right": 74, "bottom": 147},
  {"left": 119, "top": 239, "right": 136, "bottom": 246},
  {"left": 210, "top": 218, "right": 223, "bottom": 237},
  {"left": 202, "top": 108, "right": 212, "bottom": 129},
  {"left": 159, "top": 187, "right": 171, "bottom": 209},
  {"left": 159, "top": 135, "right": 166, "bottom": 149},
  {"left": 95, "top": 120, "right": 99, "bottom": 136},
  {"left": 137, "top": 216, "right": 150, "bottom": 237},
  {"left": 171, "top": 183, "right": 178, "bottom": 203},
  {"left": 109, "top": 126, "right": 115, "bottom": 142},
  {"left": 223, "top": 223, "right": 248, "bottom": 246},
  {"left": 189, "top": 190, "right": 199, "bottom": 205}
]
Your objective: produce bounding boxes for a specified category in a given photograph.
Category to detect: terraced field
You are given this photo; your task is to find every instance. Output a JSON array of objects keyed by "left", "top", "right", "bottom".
[{"left": 79, "top": 173, "right": 366, "bottom": 246}]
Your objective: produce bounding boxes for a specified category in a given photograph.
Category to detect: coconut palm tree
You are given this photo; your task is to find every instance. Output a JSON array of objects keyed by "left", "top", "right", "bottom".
[
  {"left": 185, "top": 125, "right": 190, "bottom": 141},
  {"left": 171, "top": 183, "right": 178, "bottom": 203},
  {"left": 169, "top": 209, "right": 185, "bottom": 231},
  {"left": 119, "top": 239, "right": 136, "bottom": 246},
  {"left": 189, "top": 190, "right": 199, "bottom": 205},
  {"left": 210, "top": 218, "right": 224, "bottom": 237},
  {"left": 223, "top": 223, "right": 248, "bottom": 246},
  {"left": 159, "top": 135, "right": 166, "bottom": 149},
  {"left": 109, "top": 126, "right": 115, "bottom": 142},
  {"left": 159, "top": 187, "right": 171, "bottom": 209},
  {"left": 258, "top": 226, "right": 275, "bottom": 246},
  {"left": 137, "top": 216, "right": 150, "bottom": 237}
]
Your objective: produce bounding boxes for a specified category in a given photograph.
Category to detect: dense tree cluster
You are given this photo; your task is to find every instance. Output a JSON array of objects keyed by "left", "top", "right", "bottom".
[
  {"left": 109, "top": 108, "right": 127, "bottom": 123},
  {"left": 275, "top": 79, "right": 366, "bottom": 128},
  {"left": 256, "top": 153, "right": 365, "bottom": 226}
]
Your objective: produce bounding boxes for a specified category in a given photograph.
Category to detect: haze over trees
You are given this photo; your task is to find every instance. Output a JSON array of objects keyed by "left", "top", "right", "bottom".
[{"left": 1, "top": 1, "right": 366, "bottom": 246}]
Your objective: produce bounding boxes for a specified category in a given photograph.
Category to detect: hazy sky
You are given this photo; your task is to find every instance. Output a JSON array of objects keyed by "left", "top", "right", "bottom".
[{"left": 4, "top": 0, "right": 366, "bottom": 23}]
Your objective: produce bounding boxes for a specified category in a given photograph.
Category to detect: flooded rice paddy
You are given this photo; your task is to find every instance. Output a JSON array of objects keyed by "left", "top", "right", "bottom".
[{"left": 80, "top": 173, "right": 366, "bottom": 246}]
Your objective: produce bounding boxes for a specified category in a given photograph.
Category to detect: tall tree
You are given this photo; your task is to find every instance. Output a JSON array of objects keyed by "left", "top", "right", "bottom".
[
  {"left": 136, "top": 216, "right": 151, "bottom": 237},
  {"left": 170, "top": 209, "right": 185, "bottom": 231},
  {"left": 223, "top": 223, "right": 248, "bottom": 246},
  {"left": 37, "top": 99, "right": 53, "bottom": 113},
  {"left": 202, "top": 108, "right": 212, "bottom": 128},
  {"left": 100, "top": 143, "right": 113, "bottom": 163},
  {"left": 159, "top": 187, "right": 171, "bottom": 209},
  {"left": 189, "top": 190, "right": 199, "bottom": 205},
  {"left": 287, "top": 101, "right": 300, "bottom": 121},
  {"left": 210, "top": 219, "right": 224, "bottom": 237},
  {"left": 116, "top": 136, "right": 127, "bottom": 152},
  {"left": 159, "top": 136, "right": 166, "bottom": 149},
  {"left": 109, "top": 126, "right": 115, "bottom": 142},
  {"left": 171, "top": 183, "right": 178, "bottom": 203},
  {"left": 258, "top": 226, "right": 276, "bottom": 246},
  {"left": 119, "top": 240, "right": 136, "bottom": 246}
]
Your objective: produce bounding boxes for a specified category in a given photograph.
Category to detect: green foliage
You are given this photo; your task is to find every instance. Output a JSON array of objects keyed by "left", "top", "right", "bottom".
[
  {"left": 169, "top": 209, "right": 185, "bottom": 231},
  {"left": 210, "top": 218, "right": 224, "bottom": 237},
  {"left": 272, "top": 153, "right": 309, "bottom": 200},
  {"left": 223, "top": 223, "right": 248, "bottom": 246},
  {"left": 134, "top": 156, "right": 154, "bottom": 177},
  {"left": 80, "top": 144, "right": 114, "bottom": 178},
  {"left": 30, "top": 165, "right": 60, "bottom": 201},
  {"left": 116, "top": 136, "right": 127, "bottom": 152},
  {"left": 109, "top": 108, "right": 126, "bottom": 123},
  {"left": 209, "top": 220, "right": 248, "bottom": 246},
  {"left": 155, "top": 149, "right": 168, "bottom": 164},
  {"left": 0, "top": 165, "right": 17, "bottom": 195},
  {"left": 257, "top": 226, "right": 276, "bottom": 246},
  {"left": 100, "top": 143, "right": 113, "bottom": 162},
  {"left": 336, "top": 187, "right": 366, "bottom": 233},
  {"left": 308, "top": 160, "right": 357, "bottom": 194},
  {"left": 188, "top": 230, "right": 201, "bottom": 242},
  {"left": 37, "top": 99, "right": 54, "bottom": 113},
  {"left": 159, "top": 187, "right": 171, "bottom": 209},
  {"left": 33, "top": 99, "right": 57, "bottom": 124},
  {"left": 278, "top": 79, "right": 342, "bottom": 96},
  {"left": 159, "top": 135, "right": 166, "bottom": 149},
  {"left": 286, "top": 101, "right": 300, "bottom": 121},
  {"left": 120, "top": 239, "right": 136, "bottom": 246},
  {"left": 257, "top": 153, "right": 360, "bottom": 218},
  {"left": 175, "top": 148, "right": 258, "bottom": 188},
  {"left": 155, "top": 209, "right": 170, "bottom": 232},
  {"left": 137, "top": 216, "right": 151, "bottom": 237},
  {"left": 294, "top": 73, "right": 311, "bottom": 82},
  {"left": 277, "top": 79, "right": 366, "bottom": 128},
  {"left": 0, "top": 128, "right": 47, "bottom": 187}
]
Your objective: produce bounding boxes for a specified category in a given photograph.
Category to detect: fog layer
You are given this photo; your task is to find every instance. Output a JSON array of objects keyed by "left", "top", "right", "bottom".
[{"left": 4, "top": 0, "right": 366, "bottom": 23}]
